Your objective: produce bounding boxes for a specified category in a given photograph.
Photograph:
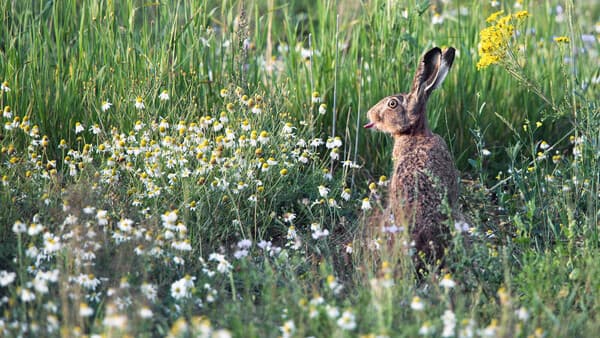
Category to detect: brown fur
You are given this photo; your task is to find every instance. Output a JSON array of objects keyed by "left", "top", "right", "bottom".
[{"left": 365, "top": 47, "right": 459, "bottom": 268}]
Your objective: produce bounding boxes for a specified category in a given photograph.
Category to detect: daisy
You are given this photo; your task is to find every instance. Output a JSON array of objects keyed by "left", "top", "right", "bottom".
[
  {"left": 336, "top": 310, "right": 356, "bottom": 330},
  {"left": 411, "top": 296, "right": 425, "bottom": 311},
  {"left": 101, "top": 100, "right": 112, "bottom": 112},
  {"left": 0, "top": 270, "right": 16, "bottom": 286},
  {"left": 440, "top": 274, "right": 456, "bottom": 289},
  {"left": 1, "top": 81, "right": 10, "bottom": 92},
  {"left": 134, "top": 96, "right": 145, "bottom": 109},
  {"left": 159, "top": 90, "right": 170, "bottom": 101}
]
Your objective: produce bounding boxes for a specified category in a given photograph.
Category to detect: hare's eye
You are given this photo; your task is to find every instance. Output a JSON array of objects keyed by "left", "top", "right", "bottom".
[{"left": 387, "top": 98, "right": 399, "bottom": 109}]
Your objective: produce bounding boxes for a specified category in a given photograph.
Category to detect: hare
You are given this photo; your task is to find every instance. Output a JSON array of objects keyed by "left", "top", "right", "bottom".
[{"left": 364, "top": 47, "right": 460, "bottom": 270}]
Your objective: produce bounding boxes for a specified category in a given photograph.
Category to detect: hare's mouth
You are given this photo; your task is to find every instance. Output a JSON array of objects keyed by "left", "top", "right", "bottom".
[{"left": 363, "top": 121, "right": 375, "bottom": 129}]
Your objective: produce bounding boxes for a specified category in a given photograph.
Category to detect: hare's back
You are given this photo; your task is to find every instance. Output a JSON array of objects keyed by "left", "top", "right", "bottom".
[{"left": 392, "top": 134, "right": 458, "bottom": 206}]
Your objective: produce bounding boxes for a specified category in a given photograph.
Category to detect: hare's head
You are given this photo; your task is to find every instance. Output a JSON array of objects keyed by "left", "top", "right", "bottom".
[{"left": 364, "top": 47, "right": 455, "bottom": 136}]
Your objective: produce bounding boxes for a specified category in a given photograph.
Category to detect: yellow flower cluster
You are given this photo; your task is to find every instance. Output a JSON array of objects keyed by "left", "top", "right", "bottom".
[{"left": 477, "top": 10, "right": 530, "bottom": 70}]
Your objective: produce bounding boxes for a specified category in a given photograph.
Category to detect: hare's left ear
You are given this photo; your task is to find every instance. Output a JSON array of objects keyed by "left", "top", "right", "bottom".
[{"left": 411, "top": 47, "right": 455, "bottom": 99}]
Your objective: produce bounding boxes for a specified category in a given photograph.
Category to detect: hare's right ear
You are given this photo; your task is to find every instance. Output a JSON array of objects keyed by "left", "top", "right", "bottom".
[{"left": 410, "top": 47, "right": 455, "bottom": 100}]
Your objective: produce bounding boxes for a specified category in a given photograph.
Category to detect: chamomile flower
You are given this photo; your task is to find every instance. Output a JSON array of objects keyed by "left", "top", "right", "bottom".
[
  {"left": 75, "top": 122, "right": 85, "bottom": 134},
  {"left": 159, "top": 90, "right": 170, "bottom": 101},
  {"left": 0, "top": 270, "right": 16, "bottom": 287},
  {"left": 318, "top": 185, "right": 329, "bottom": 198},
  {"left": 432, "top": 12, "right": 444, "bottom": 25},
  {"left": 282, "top": 212, "right": 296, "bottom": 223},
  {"left": 3, "top": 106, "right": 11, "bottom": 118},
  {"left": 411, "top": 296, "right": 425, "bottom": 311},
  {"left": 171, "top": 275, "right": 195, "bottom": 300},
  {"left": 336, "top": 310, "right": 356, "bottom": 330},
  {"left": 79, "top": 303, "right": 94, "bottom": 317},
  {"left": 361, "top": 197, "right": 372, "bottom": 210},
  {"left": 318, "top": 103, "right": 327, "bottom": 115},
  {"left": 280, "top": 320, "right": 295, "bottom": 338},
  {"left": 311, "top": 91, "right": 321, "bottom": 104},
  {"left": 101, "top": 100, "right": 112, "bottom": 112},
  {"left": 440, "top": 273, "right": 456, "bottom": 289},
  {"left": 1, "top": 81, "right": 10, "bottom": 92},
  {"left": 336, "top": 189, "right": 350, "bottom": 202},
  {"left": 139, "top": 306, "right": 153, "bottom": 319},
  {"left": 12, "top": 220, "right": 26, "bottom": 234},
  {"left": 441, "top": 309, "right": 456, "bottom": 337},
  {"left": 134, "top": 96, "right": 145, "bottom": 109}
]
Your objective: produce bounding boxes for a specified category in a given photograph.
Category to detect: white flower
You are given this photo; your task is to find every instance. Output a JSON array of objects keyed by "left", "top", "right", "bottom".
[
  {"left": 117, "top": 218, "right": 134, "bottom": 233},
  {"left": 134, "top": 96, "right": 145, "bottom": 109},
  {"left": 209, "top": 253, "right": 232, "bottom": 273},
  {"left": 161, "top": 210, "right": 178, "bottom": 228},
  {"left": 3, "top": 105, "right": 12, "bottom": 118},
  {"left": 171, "top": 276, "right": 195, "bottom": 300},
  {"left": 76, "top": 273, "right": 101, "bottom": 291},
  {"left": 441, "top": 309, "right": 456, "bottom": 337},
  {"left": 336, "top": 310, "right": 356, "bottom": 330},
  {"left": 419, "top": 321, "right": 434, "bottom": 335},
  {"left": 172, "top": 240, "right": 192, "bottom": 251},
  {"left": 325, "top": 137, "right": 342, "bottom": 149},
  {"left": 317, "top": 185, "right": 329, "bottom": 198},
  {"left": 515, "top": 307, "right": 529, "bottom": 321},
  {"left": 101, "top": 100, "right": 112, "bottom": 112},
  {"left": 96, "top": 209, "right": 109, "bottom": 225},
  {"left": 341, "top": 188, "right": 351, "bottom": 201},
  {"left": 212, "top": 330, "right": 232, "bottom": 338},
  {"left": 90, "top": 124, "right": 102, "bottom": 134},
  {"left": 159, "top": 90, "right": 170, "bottom": 101},
  {"left": 361, "top": 197, "right": 372, "bottom": 210},
  {"left": 103, "top": 313, "right": 128, "bottom": 329},
  {"left": 1, "top": 81, "right": 10, "bottom": 92},
  {"left": 432, "top": 13, "right": 444, "bottom": 25},
  {"left": 20, "top": 288, "right": 36, "bottom": 302},
  {"left": 141, "top": 283, "right": 158, "bottom": 302},
  {"left": 43, "top": 233, "right": 62, "bottom": 253},
  {"left": 139, "top": 306, "right": 153, "bottom": 319},
  {"left": 280, "top": 320, "right": 295, "bottom": 338},
  {"left": 310, "top": 138, "right": 324, "bottom": 147},
  {"left": 75, "top": 122, "right": 85, "bottom": 134},
  {"left": 12, "top": 220, "right": 26, "bottom": 234},
  {"left": 287, "top": 226, "right": 297, "bottom": 240},
  {"left": 325, "top": 304, "right": 339, "bottom": 318},
  {"left": 345, "top": 243, "right": 353, "bottom": 254},
  {"left": 481, "top": 148, "right": 491, "bottom": 156},
  {"left": 282, "top": 212, "right": 296, "bottom": 223},
  {"left": 0, "top": 270, "right": 16, "bottom": 287},
  {"left": 79, "top": 303, "right": 94, "bottom": 317},
  {"left": 410, "top": 296, "right": 425, "bottom": 311},
  {"left": 440, "top": 274, "right": 456, "bottom": 289},
  {"left": 312, "top": 228, "right": 329, "bottom": 239},
  {"left": 318, "top": 104, "right": 327, "bottom": 115}
]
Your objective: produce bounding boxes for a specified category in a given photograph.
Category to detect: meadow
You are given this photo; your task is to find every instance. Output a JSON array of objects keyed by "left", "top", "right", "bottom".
[{"left": 0, "top": 0, "right": 599, "bottom": 337}]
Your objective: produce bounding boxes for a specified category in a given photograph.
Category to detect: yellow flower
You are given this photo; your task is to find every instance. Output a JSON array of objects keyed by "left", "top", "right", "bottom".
[
  {"left": 486, "top": 10, "right": 504, "bottom": 23},
  {"left": 477, "top": 10, "right": 527, "bottom": 70},
  {"left": 514, "top": 10, "right": 530, "bottom": 20},
  {"left": 554, "top": 36, "right": 570, "bottom": 43}
]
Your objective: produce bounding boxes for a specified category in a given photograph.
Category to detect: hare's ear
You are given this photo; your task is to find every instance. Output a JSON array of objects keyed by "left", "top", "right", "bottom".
[{"left": 410, "top": 47, "right": 455, "bottom": 99}]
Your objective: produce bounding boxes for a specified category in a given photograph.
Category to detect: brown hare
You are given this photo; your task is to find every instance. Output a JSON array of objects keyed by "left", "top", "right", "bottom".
[{"left": 364, "top": 46, "right": 460, "bottom": 270}]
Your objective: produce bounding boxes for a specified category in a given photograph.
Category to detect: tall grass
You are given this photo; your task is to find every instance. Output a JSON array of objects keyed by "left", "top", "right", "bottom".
[{"left": 1, "top": 0, "right": 599, "bottom": 336}]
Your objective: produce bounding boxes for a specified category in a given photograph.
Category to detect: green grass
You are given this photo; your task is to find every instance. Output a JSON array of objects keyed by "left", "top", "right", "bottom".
[{"left": 0, "top": 0, "right": 599, "bottom": 337}]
